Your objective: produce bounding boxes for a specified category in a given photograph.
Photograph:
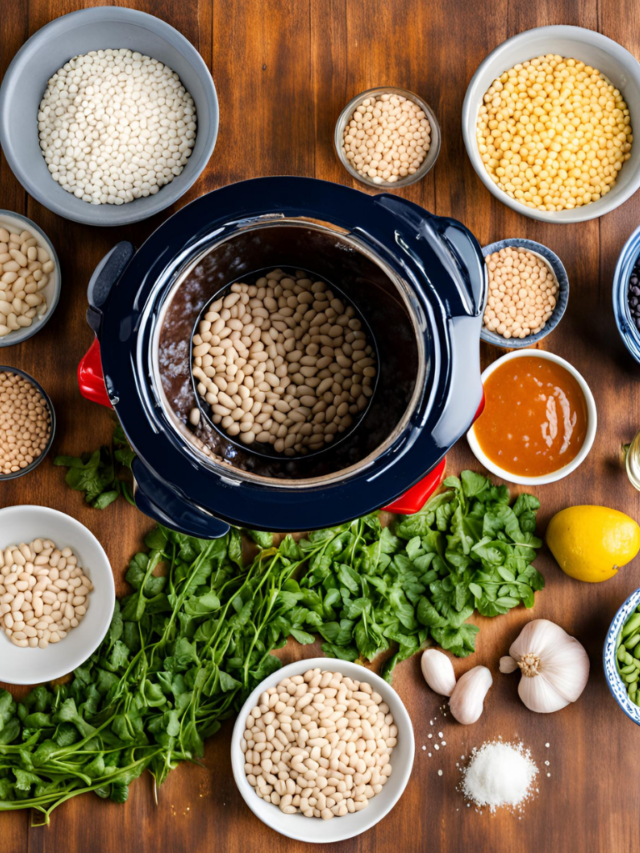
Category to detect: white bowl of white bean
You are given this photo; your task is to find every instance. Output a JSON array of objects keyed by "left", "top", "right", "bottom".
[
  {"left": 0, "top": 210, "right": 60, "bottom": 346},
  {"left": 0, "top": 505, "right": 115, "bottom": 685},
  {"left": 231, "top": 658, "right": 414, "bottom": 843}
]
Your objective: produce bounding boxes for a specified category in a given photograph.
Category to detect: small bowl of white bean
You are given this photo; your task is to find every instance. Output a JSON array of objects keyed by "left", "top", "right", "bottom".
[
  {"left": 0, "top": 366, "right": 56, "bottom": 480},
  {"left": 480, "top": 238, "right": 570, "bottom": 348},
  {"left": 231, "top": 657, "right": 414, "bottom": 843},
  {"left": 0, "top": 505, "right": 115, "bottom": 685},
  {"left": 335, "top": 87, "right": 441, "bottom": 189},
  {"left": 0, "top": 211, "right": 60, "bottom": 346}
]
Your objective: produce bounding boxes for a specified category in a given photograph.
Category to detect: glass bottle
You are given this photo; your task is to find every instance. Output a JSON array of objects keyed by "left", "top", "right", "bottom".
[{"left": 625, "top": 428, "right": 640, "bottom": 491}]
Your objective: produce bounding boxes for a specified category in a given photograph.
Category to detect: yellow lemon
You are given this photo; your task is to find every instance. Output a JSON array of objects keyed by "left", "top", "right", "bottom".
[{"left": 546, "top": 506, "right": 640, "bottom": 583}]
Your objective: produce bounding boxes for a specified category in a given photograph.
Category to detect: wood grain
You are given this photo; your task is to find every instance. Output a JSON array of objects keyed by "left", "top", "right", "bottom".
[{"left": 2, "top": 0, "right": 640, "bottom": 850}]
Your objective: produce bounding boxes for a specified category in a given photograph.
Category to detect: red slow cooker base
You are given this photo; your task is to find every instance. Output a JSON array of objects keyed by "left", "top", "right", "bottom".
[{"left": 78, "top": 341, "right": 485, "bottom": 516}]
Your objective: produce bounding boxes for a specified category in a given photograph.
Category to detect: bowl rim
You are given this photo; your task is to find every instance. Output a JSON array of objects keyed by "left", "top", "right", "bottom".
[
  {"left": 334, "top": 86, "right": 441, "bottom": 189},
  {"left": 480, "top": 238, "right": 570, "bottom": 348},
  {"left": 0, "top": 365, "right": 56, "bottom": 480},
  {"left": 0, "top": 504, "right": 115, "bottom": 684},
  {"left": 612, "top": 222, "right": 640, "bottom": 363},
  {"left": 603, "top": 587, "right": 640, "bottom": 725},
  {"left": 0, "top": 209, "right": 61, "bottom": 347},
  {"left": 0, "top": 6, "right": 219, "bottom": 227},
  {"left": 230, "top": 656, "right": 415, "bottom": 843},
  {"left": 461, "top": 24, "right": 640, "bottom": 223},
  {"left": 467, "top": 348, "right": 597, "bottom": 485}
]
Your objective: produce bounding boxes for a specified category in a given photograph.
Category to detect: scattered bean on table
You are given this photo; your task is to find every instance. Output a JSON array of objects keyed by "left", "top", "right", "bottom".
[
  {"left": 190, "top": 269, "right": 376, "bottom": 455},
  {"left": 0, "top": 539, "right": 93, "bottom": 648},
  {"left": 242, "top": 668, "right": 396, "bottom": 820}
]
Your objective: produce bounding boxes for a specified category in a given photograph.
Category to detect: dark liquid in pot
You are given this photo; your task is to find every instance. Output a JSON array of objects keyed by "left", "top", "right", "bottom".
[{"left": 157, "top": 224, "right": 422, "bottom": 480}]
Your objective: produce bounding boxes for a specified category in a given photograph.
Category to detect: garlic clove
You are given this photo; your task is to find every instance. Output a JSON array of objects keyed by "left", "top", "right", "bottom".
[
  {"left": 449, "top": 665, "right": 493, "bottom": 725},
  {"left": 499, "top": 655, "right": 518, "bottom": 673},
  {"left": 421, "top": 648, "right": 456, "bottom": 697}
]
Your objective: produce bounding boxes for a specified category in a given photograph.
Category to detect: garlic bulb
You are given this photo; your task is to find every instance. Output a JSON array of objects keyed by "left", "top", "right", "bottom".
[
  {"left": 500, "top": 619, "right": 590, "bottom": 713},
  {"left": 421, "top": 649, "right": 456, "bottom": 696},
  {"left": 449, "top": 665, "right": 493, "bottom": 725}
]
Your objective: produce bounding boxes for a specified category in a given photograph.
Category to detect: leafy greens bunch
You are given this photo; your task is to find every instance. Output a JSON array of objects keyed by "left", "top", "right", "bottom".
[
  {"left": 54, "top": 424, "right": 136, "bottom": 509},
  {"left": 0, "top": 470, "right": 543, "bottom": 821},
  {"left": 0, "top": 525, "right": 330, "bottom": 822},
  {"left": 293, "top": 470, "right": 544, "bottom": 681}
]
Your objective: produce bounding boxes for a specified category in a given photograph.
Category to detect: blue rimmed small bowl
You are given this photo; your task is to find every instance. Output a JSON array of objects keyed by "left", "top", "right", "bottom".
[
  {"left": 0, "top": 365, "right": 56, "bottom": 480},
  {"left": 604, "top": 587, "right": 640, "bottom": 725},
  {"left": 612, "top": 224, "right": 640, "bottom": 364},
  {"left": 481, "top": 238, "right": 569, "bottom": 348}
]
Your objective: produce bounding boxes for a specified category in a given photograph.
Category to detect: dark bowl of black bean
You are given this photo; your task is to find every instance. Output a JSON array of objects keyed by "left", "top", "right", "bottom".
[{"left": 613, "top": 224, "right": 640, "bottom": 365}]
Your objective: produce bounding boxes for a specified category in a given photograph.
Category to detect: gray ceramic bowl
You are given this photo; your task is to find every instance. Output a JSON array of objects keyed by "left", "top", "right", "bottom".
[
  {"left": 481, "top": 238, "right": 569, "bottom": 348},
  {"left": 604, "top": 588, "right": 640, "bottom": 725},
  {"left": 462, "top": 26, "right": 640, "bottom": 223},
  {"left": 0, "top": 7, "right": 218, "bottom": 226}
]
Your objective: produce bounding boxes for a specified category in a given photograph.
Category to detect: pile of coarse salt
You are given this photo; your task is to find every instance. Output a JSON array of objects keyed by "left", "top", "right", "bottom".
[{"left": 461, "top": 741, "right": 538, "bottom": 813}]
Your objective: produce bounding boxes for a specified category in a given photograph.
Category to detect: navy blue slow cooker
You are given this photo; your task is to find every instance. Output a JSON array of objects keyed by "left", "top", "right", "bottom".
[{"left": 78, "top": 177, "right": 487, "bottom": 538}]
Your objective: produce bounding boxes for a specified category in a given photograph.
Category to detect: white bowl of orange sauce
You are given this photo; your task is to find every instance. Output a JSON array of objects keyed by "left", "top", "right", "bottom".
[{"left": 467, "top": 349, "right": 597, "bottom": 486}]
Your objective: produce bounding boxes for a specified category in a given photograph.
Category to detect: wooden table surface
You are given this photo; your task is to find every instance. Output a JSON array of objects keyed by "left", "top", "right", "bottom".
[{"left": 3, "top": 0, "right": 640, "bottom": 850}]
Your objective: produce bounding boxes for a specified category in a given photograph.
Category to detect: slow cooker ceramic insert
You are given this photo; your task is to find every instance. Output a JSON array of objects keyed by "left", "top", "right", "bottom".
[{"left": 78, "top": 177, "right": 487, "bottom": 537}]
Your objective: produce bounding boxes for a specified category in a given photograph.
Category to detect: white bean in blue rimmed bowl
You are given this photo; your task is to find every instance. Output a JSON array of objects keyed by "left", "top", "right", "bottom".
[
  {"left": 481, "top": 238, "right": 569, "bottom": 348},
  {"left": 604, "top": 587, "right": 640, "bottom": 725}
]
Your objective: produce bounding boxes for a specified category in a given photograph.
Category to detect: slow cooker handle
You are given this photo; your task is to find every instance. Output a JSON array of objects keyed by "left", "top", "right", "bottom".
[
  {"left": 86, "top": 241, "right": 135, "bottom": 334},
  {"left": 132, "top": 458, "right": 231, "bottom": 539},
  {"left": 382, "top": 458, "right": 447, "bottom": 514},
  {"left": 374, "top": 194, "right": 486, "bottom": 319},
  {"left": 78, "top": 242, "right": 135, "bottom": 407}
]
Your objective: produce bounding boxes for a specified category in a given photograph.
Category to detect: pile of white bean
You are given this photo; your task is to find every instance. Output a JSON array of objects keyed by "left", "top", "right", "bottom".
[
  {"left": 190, "top": 269, "right": 376, "bottom": 456},
  {"left": 242, "top": 668, "right": 396, "bottom": 820},
  {"left": 38, "top": 49, "right": 197, "bottom": 206},
  {"left": 0, "top": 539, "right": 92, "bottom": 649},
  {"left": 0, "top": 225, "right": 53, "bottom": 337}
]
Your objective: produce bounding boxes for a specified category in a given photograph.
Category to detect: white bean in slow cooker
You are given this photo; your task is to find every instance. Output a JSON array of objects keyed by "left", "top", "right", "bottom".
[
  {"left": 190, "top": 269, "right": 377, "bottom": 456},
  {"left": 242, "top": 668, "right": 396, "bottom": 819}
]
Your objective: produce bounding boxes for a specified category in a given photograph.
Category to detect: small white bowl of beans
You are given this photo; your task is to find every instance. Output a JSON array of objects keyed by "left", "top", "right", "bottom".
[
  {"left": 0, "top": 366, "right": 55, "bottom": 479},
  {"left": 0, "top": 505, "right": 115, "bottom": 685},
  {"left": 335, "top": 87, "right": 441, "bottom": 189},
  {"left": 0, "top": 211, "right": 60, "bottom": 346},
  {"left": 231, "top": 658, "right": 414, "bottom": 843}
]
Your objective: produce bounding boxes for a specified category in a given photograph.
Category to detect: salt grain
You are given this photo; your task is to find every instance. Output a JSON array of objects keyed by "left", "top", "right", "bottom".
[{"left": 461, "top": 741, "right": 538, "bottom": 813}]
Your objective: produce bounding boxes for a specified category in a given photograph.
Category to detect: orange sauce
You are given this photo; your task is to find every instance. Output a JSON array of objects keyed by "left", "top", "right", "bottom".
[{"left": 473, "top": 356, "right": 588, "bottom": 477}]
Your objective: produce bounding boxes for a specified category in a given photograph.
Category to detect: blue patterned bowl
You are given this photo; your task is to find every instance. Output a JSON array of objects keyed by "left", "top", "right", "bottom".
[
  {"left": 603, "top": 587, "right": 640, "bottom": 725},
  {"left": 481, "top": 238, "right": 569, "bottom": 348}
]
